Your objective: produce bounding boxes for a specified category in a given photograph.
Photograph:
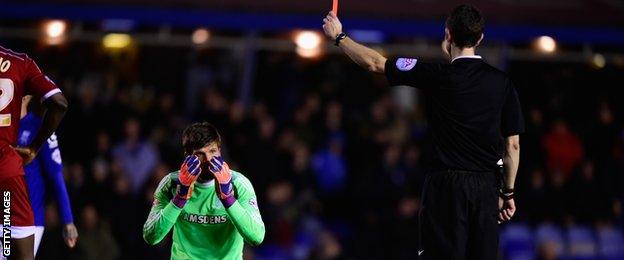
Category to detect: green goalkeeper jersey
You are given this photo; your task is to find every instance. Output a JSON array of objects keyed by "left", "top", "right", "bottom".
[{"left": 143, "top": 170, "right": 265, "bottom": 259}]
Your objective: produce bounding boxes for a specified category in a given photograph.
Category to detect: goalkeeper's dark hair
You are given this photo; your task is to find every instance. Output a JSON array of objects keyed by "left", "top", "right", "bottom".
[
  {"left": 445, "top": 4, "right": 485, "bottom": 48},
  {"left": 182, "top": 122, "right": 221, "bottom": 154}
]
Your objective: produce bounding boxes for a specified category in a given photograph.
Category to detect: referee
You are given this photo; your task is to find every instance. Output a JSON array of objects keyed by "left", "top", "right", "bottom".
[{"left": 323, "top": 4, "right": 524, "bottom": 260}]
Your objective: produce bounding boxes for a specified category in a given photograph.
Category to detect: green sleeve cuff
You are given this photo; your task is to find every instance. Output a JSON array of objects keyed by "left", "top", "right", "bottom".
[
  {"left": 225, "top": 200, "right": 244, "bottom": 216},
  {"left": 162, "top": 202, "right": 183, "bottom": 223}
]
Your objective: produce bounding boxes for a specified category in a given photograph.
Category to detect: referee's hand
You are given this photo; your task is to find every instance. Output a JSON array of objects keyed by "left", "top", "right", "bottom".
[
  {"left": 322, "top": 11, "right": 342, "bottom": 40},
  {"left": 498, "top": 197, "right": 516, "bottom": 224}
]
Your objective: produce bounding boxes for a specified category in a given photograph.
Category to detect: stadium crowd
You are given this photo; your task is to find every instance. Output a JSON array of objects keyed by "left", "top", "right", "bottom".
[{"left": 9, "top": 41, "right": 624, "bottom": 259}]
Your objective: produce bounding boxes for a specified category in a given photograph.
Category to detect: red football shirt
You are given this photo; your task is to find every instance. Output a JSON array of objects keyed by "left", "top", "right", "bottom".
[{"left": 0, "top": 45, "right": 60, "bottom": 178}]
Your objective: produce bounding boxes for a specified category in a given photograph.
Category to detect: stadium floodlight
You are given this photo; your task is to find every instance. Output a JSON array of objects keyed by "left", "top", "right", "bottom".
[
  {"left": 294, "top": 31, "right": 323, "bottom": 58},
  {"left": 592, "top": 53, "right": 606, "bottom": 69},
  {"left": 43, "top": 20, "right": 67, "bottom": 45},
  {"left": 294, "top": 31, "right": 322, "bottom": 50},
  {"left": 102, "top": 33, "right": 132, "bottom": 49},
  {"left": 44, "top": 20, "right": 67, "bottom": 38},
  {"left": 192, "top": 28, "right": 211, "bottom": 45},
  {"left": 535, "top": 36, "right": 557, "bottom": 53}
]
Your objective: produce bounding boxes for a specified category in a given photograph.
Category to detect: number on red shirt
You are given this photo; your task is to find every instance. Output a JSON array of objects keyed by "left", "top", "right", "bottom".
[{"left": 0, "top": 78, "right": 15, "bottom": 127}]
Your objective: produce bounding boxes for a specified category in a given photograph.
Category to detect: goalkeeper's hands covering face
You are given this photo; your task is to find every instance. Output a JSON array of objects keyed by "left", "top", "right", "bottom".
[
  {"left": 208, "top": 156, "right": 236, "bottom": 208},
  {"left": 172, "top": 155, "right": 202, "bottom": 208}
]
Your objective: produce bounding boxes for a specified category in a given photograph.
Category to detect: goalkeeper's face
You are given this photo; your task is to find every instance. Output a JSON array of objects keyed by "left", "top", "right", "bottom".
[{"left": 190, "top": 141, "right": 221, "bottom": 174}]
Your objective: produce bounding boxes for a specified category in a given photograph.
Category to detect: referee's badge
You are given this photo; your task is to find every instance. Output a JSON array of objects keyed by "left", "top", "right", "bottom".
[{"left": 396, "top": 58, "right": 417, "bottom": 71}]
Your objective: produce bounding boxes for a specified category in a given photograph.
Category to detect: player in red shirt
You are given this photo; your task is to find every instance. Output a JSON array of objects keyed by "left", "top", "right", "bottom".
[{"left": 0, "top": 45, "right": 68, "bottom": 260}]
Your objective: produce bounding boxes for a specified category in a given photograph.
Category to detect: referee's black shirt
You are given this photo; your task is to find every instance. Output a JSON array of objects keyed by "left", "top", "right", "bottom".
[{"left": 385, "top": 56, "right": 524, "bottom": 172}]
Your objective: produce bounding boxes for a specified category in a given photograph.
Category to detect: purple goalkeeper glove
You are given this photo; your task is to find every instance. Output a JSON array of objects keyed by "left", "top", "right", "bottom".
[
  {"left": 208, "top": 156, "right": 236, "bottom": 208},
  {"left": 172, "top": 155, "right": 201, "bottom": 208}
]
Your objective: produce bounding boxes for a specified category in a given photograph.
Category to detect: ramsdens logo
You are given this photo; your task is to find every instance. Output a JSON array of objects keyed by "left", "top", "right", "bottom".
[{"left": 182, "top": 213, "right": 227, "bottom": 225}]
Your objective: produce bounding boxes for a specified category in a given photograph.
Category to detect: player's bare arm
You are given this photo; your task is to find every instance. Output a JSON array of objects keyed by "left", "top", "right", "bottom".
[
  {"left": 322, "top": 11, "right": 387, "bottom": 73},
  {"left": 15, "top": 93, "right": 68, "bottom": 164},
  {"left": 499, "top": 135, "right": 519, "bottom": 223}
]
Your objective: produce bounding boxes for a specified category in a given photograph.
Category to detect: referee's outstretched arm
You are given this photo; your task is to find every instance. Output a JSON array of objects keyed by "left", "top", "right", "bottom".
[{"left": 322, "top": 11, "right": 387, "bottom": 74}]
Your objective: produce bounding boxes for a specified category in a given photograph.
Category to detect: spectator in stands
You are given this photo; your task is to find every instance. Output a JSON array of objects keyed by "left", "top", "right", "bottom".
[
  {"left": 311, "top": 134, "right": 347, "bottom": 193},
  {"left": 569, "top": 161, "right": 602, "bottom": 223},
  {"left": 76, "top": 204, "right": 120, "bottom": 260},
  {"left": 523, "top": 107, "right": 546, "bottom": 170},
  {"left": 542, "top": 119, "right": 583, "bottom": 179},
  {"left": 309, "top": 231, "right": 343, "bottom": 260},
  {"left": 524, "top": 169, "right": 550, "bottom": 224},
  {"left": 112, "top": 118, "right": 159, "bottom": 192}
]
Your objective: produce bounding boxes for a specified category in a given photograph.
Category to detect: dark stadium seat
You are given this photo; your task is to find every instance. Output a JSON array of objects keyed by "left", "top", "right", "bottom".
[
  {"left": 535, "top": 224, "right": 565, "bottom": 259},
  {"left": 566, "top": 226, "right": 597, "bottom": 260},
  {"left": 597, "top": 227, "right": 624, "bottom": 260},
  {"left": 500, "top": 223, "right": 535, "bottom": 260}
]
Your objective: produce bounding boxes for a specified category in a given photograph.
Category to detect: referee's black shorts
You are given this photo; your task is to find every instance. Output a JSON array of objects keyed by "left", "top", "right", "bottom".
[{"left": 419, "top": 169, "right": 499, "bottom": 260}]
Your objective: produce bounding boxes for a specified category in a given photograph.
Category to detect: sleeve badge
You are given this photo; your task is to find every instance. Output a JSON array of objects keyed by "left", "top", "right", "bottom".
[{"left": 396, "top": 58, "right": 417, "bottom": 71}]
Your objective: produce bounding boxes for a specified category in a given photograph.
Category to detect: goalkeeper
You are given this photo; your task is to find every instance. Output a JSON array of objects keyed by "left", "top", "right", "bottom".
[{"left": 143, "top": 122, "right": 265, "bottom": 259}]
